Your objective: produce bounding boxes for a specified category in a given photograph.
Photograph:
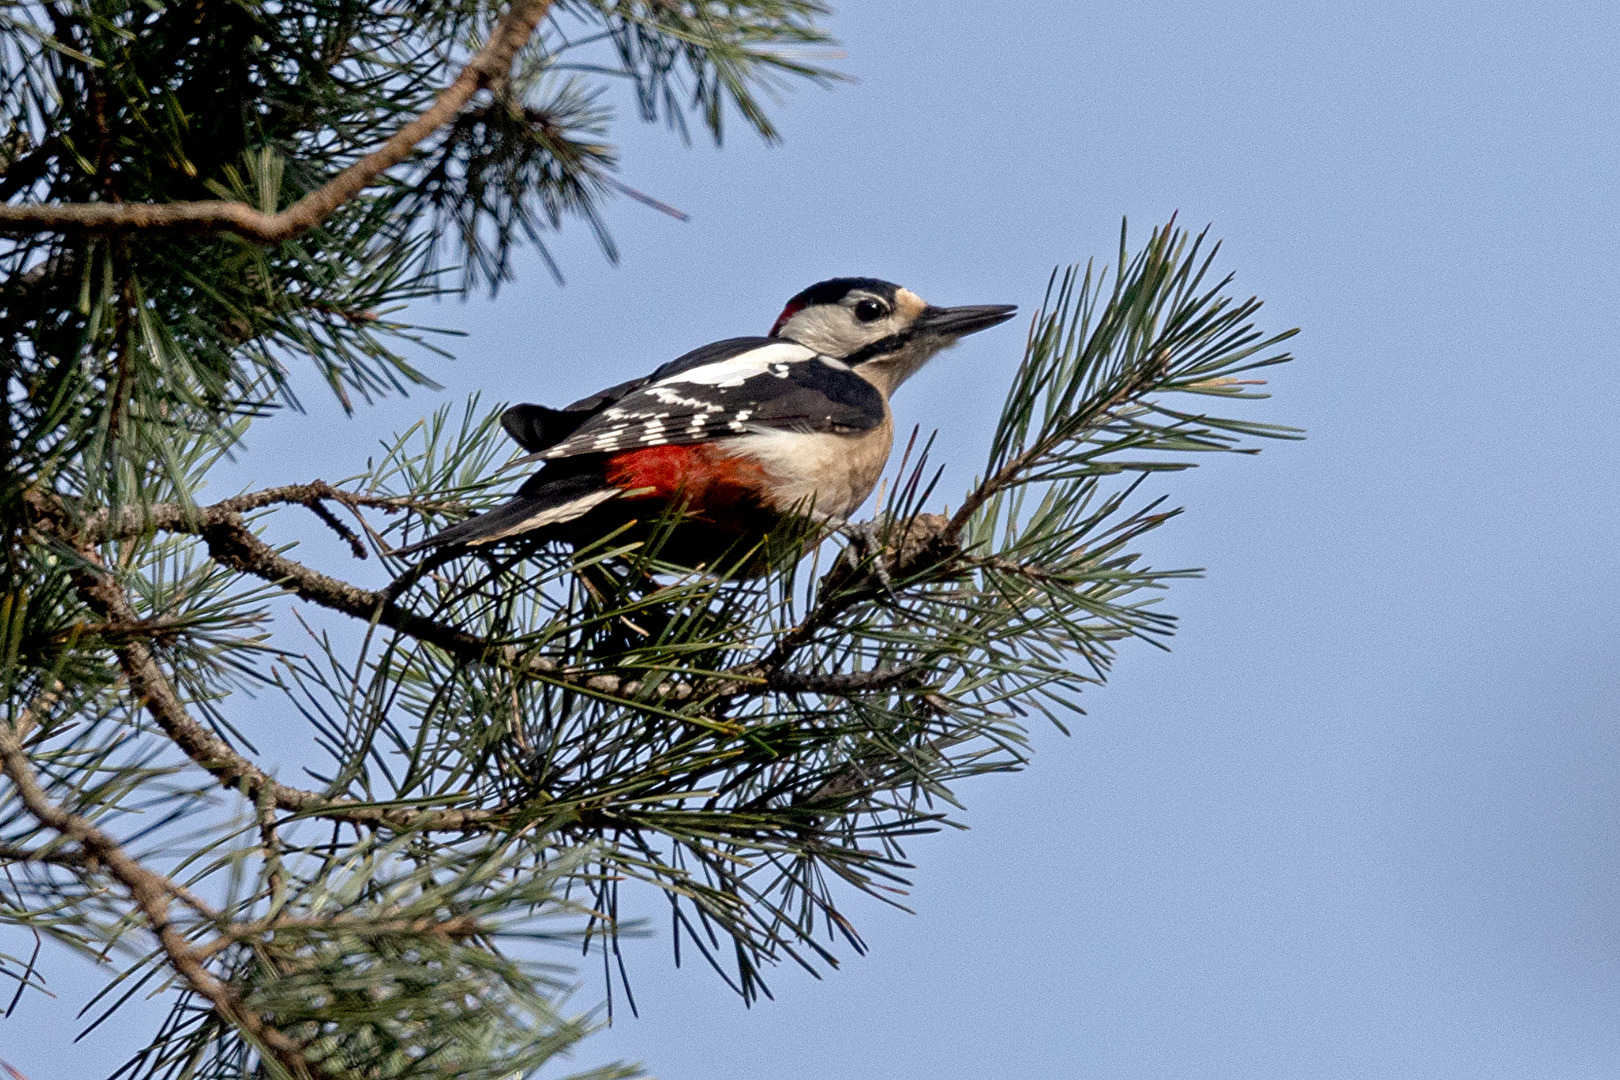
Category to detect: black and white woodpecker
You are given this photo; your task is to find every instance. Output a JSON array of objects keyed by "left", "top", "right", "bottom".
[{"left": 402, "top": 278, "right": 1017, "bottom": 565}]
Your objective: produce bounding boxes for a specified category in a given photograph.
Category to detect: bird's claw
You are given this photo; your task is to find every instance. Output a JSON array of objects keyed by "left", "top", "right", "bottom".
[{"left": 841, "top": 519, "right": 896, "bottom": 598}]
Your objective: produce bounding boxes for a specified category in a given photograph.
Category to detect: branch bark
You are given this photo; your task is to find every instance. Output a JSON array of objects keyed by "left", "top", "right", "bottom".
[
  {"left": 27, "top": 483, "right": 505, "bottom": 664},
  {"left": 0, "top": 0, "right": 554, "bottom": 241},
  {"left": 192, "top": 912, "right": 484, "bottom": 962},
  {"left": 43, "top": 482, "right": 462, "bottom": 543}
]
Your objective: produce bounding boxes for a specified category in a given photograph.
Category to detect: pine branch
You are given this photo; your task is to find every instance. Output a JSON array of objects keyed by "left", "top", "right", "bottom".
[
  {"left": 0, "top": 725, "right": 322, "bottom": 1078},
  {"left": 6, "top": 210, "right": 1296, "bottom": 1026},
  {"left": 66, "top": 546, "right": 509, "bottom": 834},
  {"left": 29, "top": 481, "right": 891, "bottom": 704},
  {"left": 0, "top": 0, "right": 556, "bottom": 241},
  {"left": 31, "top": 483, "right": 461, "bottom": 546},
  {"left": 28, "top": 487, "right": 502, "bottom": 662},
  {"left": 191, "top": 911, "right": 485, "bottom": 963},
  {"left": 944, "top": 346, "right": 1172, "bottom": 542}
]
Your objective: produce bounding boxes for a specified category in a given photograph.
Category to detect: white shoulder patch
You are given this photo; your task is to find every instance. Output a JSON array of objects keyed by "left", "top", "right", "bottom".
[{"left": 655, "top": 341, "right": 817, "bottom": 388}]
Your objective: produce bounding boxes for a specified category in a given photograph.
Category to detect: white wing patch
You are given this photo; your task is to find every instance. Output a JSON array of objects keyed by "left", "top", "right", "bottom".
[
  {"left": 646, "top": 386, "right": 720, "bottom": 410},
  {"left": 654, "top": 341, "right": 816, "bottom": 388}
]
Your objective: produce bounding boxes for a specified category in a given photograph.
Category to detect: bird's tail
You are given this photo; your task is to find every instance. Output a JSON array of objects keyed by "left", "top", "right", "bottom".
[{"left": 393, "top": 471, "right": 621, "bottom": 556}]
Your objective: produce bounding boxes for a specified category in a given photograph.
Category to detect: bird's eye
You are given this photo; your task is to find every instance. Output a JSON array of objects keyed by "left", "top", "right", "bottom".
[{"left": 853, "top": 298, "right": 888, "bottom": 322}]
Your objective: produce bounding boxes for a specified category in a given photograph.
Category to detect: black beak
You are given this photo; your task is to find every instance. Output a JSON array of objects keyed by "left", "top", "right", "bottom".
[{"left": 915, "top": 303, "right": 1019, "bottom": 338}]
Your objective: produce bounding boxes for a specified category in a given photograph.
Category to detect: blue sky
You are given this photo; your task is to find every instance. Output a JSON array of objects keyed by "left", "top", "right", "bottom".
[{"left": 7, "top": 2, "right": 1619, "bottom": 1078}]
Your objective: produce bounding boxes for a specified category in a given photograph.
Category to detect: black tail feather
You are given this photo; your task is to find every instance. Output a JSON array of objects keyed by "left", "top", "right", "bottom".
[{"left": 500, "top": 403, "right": 591, "bottom": 452}]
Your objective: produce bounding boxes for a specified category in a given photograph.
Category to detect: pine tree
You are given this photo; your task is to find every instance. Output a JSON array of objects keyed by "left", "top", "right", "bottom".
[{"left": 0, "top": 3, "right": 1299, "bottom": 1078}]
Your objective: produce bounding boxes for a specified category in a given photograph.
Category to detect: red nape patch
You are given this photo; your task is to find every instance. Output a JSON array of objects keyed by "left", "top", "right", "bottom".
[
  {"left": 604, "top": 444, "right": 771, "bottom": 514},
  {"left": 768, "top": 299, "right": 805, "bottom": 337}
]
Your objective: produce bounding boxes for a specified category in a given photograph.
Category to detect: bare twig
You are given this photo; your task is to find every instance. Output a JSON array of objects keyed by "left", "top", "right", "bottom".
[
  {"left": 0, "top": 839, "right": 97, "bottom": 868},
  {"left": 763, "top": 665, "right": 924, "bottom": 695},
  {"left": 38, "top": 482, "right": 463, "bottom": 542},
  {"left": 0, "top": 0, "right": 554, "bottom": 241},
  {"left": 303, "top": 498, "right": 368, "bottom": 560},
  {"left": 192, "top": 911, "right": 484, "bottom": 962},
  {"left": 28, "top": 484, "right": 500, "bottom": 660},
  {"left": 198, "top": 513, "right": 514, "bottom": 661},
  {"left": 255, "top": 783, "right": 287, "bottom": 913}
]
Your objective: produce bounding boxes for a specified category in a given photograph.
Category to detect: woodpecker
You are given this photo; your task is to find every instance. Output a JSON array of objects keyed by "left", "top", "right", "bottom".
[{"left": 401, "top": 278, "right": 1016, "bottom": 566}]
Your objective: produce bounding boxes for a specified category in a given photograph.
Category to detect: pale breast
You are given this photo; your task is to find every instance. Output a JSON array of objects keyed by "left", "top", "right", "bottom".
[{"left": 725, "top": 418, "right": 895, "bottom": 522}]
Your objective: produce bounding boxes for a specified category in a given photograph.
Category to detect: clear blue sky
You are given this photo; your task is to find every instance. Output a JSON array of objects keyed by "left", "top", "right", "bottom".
[{"left": 9, "top": 2, "right": 1619, "bottom": 1078}]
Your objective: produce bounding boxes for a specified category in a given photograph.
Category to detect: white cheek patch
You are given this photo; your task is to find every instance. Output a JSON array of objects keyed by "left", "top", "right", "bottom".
[
  {"left": 776, "top": 303, "right": 904, "bottom": 359},
  {"left": 777, "top": 305, "right": 853, "bottom": 355},
  {"left": 657, "top": 342, "right": 814, "bottom": 388}
]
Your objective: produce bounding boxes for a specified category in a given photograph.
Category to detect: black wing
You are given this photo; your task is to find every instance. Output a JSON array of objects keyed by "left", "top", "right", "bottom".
[
  {"left": 499, "top": 337, "right": 779, "bottom": 453},
  {"left": 527, "top": 340, "right": 886, "bottom": 462}
]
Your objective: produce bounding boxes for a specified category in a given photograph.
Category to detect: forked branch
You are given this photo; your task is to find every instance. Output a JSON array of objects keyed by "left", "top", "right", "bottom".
[{"left": 69, "top": 550, "right": 507, "bottom": 833}]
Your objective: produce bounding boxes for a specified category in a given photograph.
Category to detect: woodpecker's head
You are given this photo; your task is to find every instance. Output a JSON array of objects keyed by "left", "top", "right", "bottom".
[{"left": 768, "top": 277, "right": 1017, "bottom": 396}]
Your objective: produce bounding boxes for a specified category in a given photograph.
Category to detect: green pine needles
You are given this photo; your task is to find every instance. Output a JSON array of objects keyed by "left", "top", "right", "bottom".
[{"left": 0, "top": 4, "right": 1298, "bottom": 1079}]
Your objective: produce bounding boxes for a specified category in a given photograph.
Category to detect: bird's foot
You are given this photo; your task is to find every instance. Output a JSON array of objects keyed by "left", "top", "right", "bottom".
[{"left": 839, "top": 518, "right": 896, "bottom": 598}]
